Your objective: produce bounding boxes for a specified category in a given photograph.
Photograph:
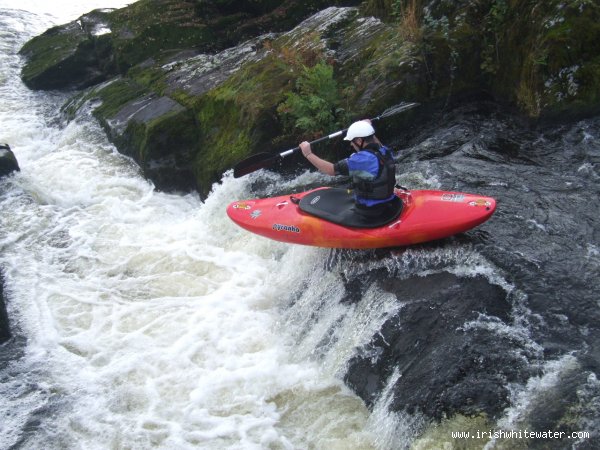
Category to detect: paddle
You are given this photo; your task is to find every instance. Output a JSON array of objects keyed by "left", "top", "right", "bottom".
[{"left": 232, "top": 102, "right": 420, "bottom": 178}]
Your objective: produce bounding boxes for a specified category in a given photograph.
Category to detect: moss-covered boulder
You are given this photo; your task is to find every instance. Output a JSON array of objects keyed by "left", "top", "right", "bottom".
[
  {"left": 19, "top": 10, "right": 116, "bottom": 90},
  {"left": 19, "top": 0, "right": 361, "bottom": 91},
  {"left": 59, "top": 6, "right": 422, "bottom": 196},
  {"left": 0, "top": 144, "right": 20, "bottom": 178}
]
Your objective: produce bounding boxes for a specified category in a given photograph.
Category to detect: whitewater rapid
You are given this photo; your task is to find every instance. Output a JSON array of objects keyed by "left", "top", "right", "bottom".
[
  {"left": 0, "top": 2, "right": 385, "bottom": 448},
  {"left": 4, "top": 2, "right": 596, "bottom": 449}
]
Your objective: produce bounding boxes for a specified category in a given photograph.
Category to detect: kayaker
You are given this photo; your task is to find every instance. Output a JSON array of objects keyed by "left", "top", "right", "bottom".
[{"left": 299, "top": 120, "right": 397, "bottom": 215}]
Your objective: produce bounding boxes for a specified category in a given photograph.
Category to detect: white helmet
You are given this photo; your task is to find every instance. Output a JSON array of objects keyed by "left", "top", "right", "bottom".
[{"left": 344, "top": 120, "right": 375, "bottom": 141}]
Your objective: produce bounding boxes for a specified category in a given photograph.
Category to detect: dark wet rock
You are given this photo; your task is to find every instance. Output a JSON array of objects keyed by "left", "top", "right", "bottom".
[
  {"left": 0, "top": 271, "right": 9, "bottom": 342},
  {"left": 0, "top": 144, "right": 20, "bottom": 178},
  {"left": 19, "top": 10, "right": 116, "bottom": 90},
  {"left": 0, "top": 144, "right": 17, "bottom": 342},
  {"left": 344, "top": 272, "right": 534, "bottom": 420}
]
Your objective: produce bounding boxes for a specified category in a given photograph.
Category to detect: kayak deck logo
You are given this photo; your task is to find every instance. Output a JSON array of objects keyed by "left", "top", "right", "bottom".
[
  {"left": 441, "top": 193, "right": 465, "bottom": 202},
  {"left": 233, "top": 202, "right": 252, "bottom": 210},
  {"left": 272, "top": 223, "right": 300, "bottom": 233}
]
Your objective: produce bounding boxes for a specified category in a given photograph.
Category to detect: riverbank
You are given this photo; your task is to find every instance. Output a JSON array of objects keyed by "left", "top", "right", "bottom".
[{"left": 18, "top": 0, "right": 600, "bottom": 196}]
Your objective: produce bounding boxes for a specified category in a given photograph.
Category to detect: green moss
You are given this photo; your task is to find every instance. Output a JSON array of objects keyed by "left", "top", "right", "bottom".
[
  {"left": 193, "top": 95, "right": 253, "bottom": 190},
  {"left": 111, "top": 106, "right": 198, "bottom": 173},
  {"left": 92, "top": 79, "right": 149, "bottom": 120},
  {"left": 141, "top": 109, "right": 198, "bottom": 162},
  {"left": 126, "top": 64, "right": 168, "bottom": 94},
  {"left": 108, "top": 0, "right": 215, "bottom": 72},
  {"left": 19, "top": 25, "right": 86, "bottom": 86},
  {"left": 110, "top": 0, "right": 201, "bottom": 34},
  {"left": 190, "top": 54, "right": 295, "bottom": 191},
  {"left": 169, "top": 88, "right": 198, "bottom": 110}
]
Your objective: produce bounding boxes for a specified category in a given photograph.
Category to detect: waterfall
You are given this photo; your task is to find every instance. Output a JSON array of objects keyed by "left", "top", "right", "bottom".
[{"left": 0, "top": 3, "right": 383, "bottom": 448}]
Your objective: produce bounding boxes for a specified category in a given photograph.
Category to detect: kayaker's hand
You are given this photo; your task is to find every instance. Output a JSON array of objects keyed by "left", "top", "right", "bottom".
[{"left": 300, "top": 141, "right": 312, "bottom": 158}]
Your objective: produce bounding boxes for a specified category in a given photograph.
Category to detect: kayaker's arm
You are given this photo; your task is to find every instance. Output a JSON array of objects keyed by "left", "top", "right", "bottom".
[{"left": 300, "top": 141, "right": 335, "bottom": 176}]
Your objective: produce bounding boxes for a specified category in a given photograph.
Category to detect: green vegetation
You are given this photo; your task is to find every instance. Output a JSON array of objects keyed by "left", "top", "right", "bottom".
[
  {"left": 190, "top": 53, "right": 294, "bottom": 189},
  {"left": 480, "top": 0, "right": 508, "bottom": 76},
  {"left": 92, "top": 79, "right": 148, "bottom": 119},
  {"left": 277, "top": 61, "right": 348, "bottom": 138},
  {"left": 19, "top": 0, "right": 600, "bottom": 194}
]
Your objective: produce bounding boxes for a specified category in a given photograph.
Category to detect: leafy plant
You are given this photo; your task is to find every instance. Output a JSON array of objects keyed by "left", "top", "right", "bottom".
[
  {"left": 481, "top": 0, "right": 508, "bottom": 75},
  {"left": 277, "top": 61, "right": 347, "bottom": 137}
]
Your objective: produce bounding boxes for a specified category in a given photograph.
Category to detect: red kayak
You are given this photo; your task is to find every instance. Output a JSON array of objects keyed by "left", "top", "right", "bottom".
[{"left": 226, "top": 187, "right": 496, "bottom": 249}]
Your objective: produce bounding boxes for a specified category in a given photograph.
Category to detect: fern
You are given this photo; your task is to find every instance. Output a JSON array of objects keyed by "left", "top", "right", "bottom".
[{"left": 278, "top": 61, "right": 346, "bottom": 136}]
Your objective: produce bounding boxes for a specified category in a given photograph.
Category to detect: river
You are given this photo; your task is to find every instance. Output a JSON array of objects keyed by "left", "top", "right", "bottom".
[{"left": 1, "top": 1, "right": 599, "bottom": 450}]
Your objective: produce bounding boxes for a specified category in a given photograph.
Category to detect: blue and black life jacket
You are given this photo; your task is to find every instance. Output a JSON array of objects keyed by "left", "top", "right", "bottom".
[{"left": 351, "top": 144, "right": 396, "bottom": 203}]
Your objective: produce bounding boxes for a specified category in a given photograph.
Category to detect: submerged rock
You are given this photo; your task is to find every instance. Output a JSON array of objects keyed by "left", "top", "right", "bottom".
[
  {"left": 344, "top": 271, "right": 532, "bottom": 420},
  {"left": 0, "top": 144, "right": 20, "bottom": 178},
  {"left": 0, "top": 272, "right": 9, "bottom": 342}
]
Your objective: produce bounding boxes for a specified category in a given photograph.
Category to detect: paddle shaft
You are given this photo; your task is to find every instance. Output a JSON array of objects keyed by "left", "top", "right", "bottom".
[
  {"left": 233, "top": 102, "right": 419, "bottom": 177},
  {"left": 233, "top": 131, "right": 345, "bottom": 177},
  {"left": 279, "top": 130, "right": 344, "bottom": 158}
]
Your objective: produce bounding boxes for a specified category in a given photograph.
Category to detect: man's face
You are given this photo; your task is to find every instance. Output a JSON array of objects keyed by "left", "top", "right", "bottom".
[{"left": 350, "top": 138, "right": 363, "bottom": 151}]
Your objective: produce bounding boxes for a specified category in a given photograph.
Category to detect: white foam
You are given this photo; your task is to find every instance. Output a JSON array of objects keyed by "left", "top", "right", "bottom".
[
  {"left": 495, "top": 354, "right": 580, "bottom": 432},
  {"left": 0, "top": 4, "right": 379, "bottom": 447},
  {"left": 0, "top": 0, "right": 133, "bottom": 24},
  {"left": 367, "top": 369, "right": 427, "bottom": 450}
]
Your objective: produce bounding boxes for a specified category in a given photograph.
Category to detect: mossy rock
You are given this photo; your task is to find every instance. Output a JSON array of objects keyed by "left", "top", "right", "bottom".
[
  {"left": 19, "top": 11, "right": 116, "bottom": 90},
  {"left": 534, "top": 0, "right": 600, "bottom": 117},
  {"left": 101, "top": 89, "right": 200, "bottom": 192},
  {"left": 108, "top": 0, "right": 216, "bottom": 73},
  {"left": 191, "top": 54, "right": 294, "bottom": 192},
  {"left": 41, "top": 1, "right": 600, "bottom": 195},
  {"left": 19, "top": 0, "right": 361, "bottom": 92},
  {"left": 122, "top": 108, "right": 200, "bottom": 192},
  {"left": 360, "top": 0, "right": 600, "bottom": 118},
  {"left": 58, "top": 6, "right": 427, "bottom": 195},
  {"left": 481, "top": 0, "right": 600, "bottom": 117}
]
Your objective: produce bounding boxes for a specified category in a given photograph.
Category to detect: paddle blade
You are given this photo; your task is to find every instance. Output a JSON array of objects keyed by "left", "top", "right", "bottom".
[
  {"left": 376, "top": 102, "right": 420, "bottom": 120},
  {"left": 233, "top": 152, "right": 281, "bottom": 178}
]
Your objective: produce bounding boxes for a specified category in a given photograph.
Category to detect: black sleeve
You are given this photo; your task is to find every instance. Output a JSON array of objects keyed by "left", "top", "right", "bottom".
[{"left": 334, "top": 159, "right": 349, "bottom": 176}]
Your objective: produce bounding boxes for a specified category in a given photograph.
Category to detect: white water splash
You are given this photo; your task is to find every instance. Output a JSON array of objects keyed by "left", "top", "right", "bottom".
[{"left": 0, "top": 3, "right": 378, "bottom": 448}]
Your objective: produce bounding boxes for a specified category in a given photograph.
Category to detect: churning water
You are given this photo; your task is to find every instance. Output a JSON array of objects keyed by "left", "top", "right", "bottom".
[
  {"left": 0, "top": 2, "right": 378, "bottom": 449},
  {"left": 1, "top": 2, "right": 599, "bottom": 450}
]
